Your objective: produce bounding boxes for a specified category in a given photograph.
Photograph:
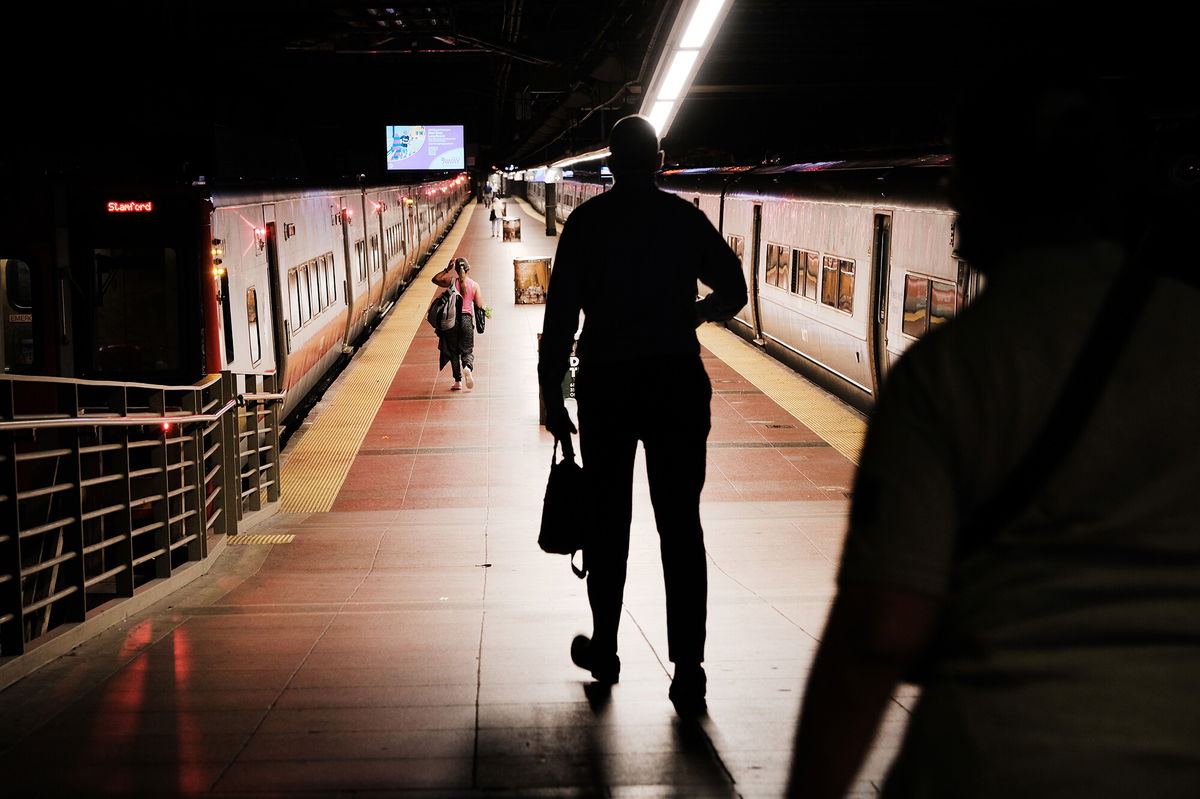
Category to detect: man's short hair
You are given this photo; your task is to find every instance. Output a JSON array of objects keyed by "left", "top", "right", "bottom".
[{"left": 607, "top": 115, "right": 660, "bottom": 173}]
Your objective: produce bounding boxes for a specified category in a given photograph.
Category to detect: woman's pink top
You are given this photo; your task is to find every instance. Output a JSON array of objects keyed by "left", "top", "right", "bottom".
[{"left": 457, "top": 278, "right": 477, "bottom": 314}]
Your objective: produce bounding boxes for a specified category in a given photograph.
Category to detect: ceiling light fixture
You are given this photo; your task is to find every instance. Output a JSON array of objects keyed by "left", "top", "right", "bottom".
[{"left": 639, "top": 0, "right": 731, "bottom": 137}]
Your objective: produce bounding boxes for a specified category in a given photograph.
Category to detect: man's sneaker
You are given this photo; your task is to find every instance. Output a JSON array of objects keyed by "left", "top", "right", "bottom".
[
  {"left": 570, "top": 634, "right": 620, "bottom": 684},
  {"left": 451, "top": 381, "right": 462, "bottom": 391},
  {"left": 463, "top": 367, "right": 474, "bottom": 389},
  {"left": 669, "top": 663, "right": 707, "bottom": 716}
]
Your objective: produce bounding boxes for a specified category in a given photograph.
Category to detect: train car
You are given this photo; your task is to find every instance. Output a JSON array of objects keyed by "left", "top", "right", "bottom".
[
  {"left": 0, "top": 174, "right": 469, "bottom": 421},
  {"left": 537, "top": 156, "right": 977, "bottom": 412},
  {"left": 525, "top": 170, "right": 611, "bottom": 224}
]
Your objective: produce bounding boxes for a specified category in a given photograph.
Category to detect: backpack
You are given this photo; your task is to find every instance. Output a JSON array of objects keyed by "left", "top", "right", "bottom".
[{"left": 426, "top": 289, "right": 456, "bottom": 330}]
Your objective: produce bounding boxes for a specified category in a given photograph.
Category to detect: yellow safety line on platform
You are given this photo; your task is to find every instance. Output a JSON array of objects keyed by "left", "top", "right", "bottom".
[
  {"left": 228, "top": 534, "right": 295, "bottom": 545},
  {"left": 697, "top": 325, "right": 867, "bottom": 465},
  {"left": 280, "top": 205, "right": 476, "bottom": 513}
]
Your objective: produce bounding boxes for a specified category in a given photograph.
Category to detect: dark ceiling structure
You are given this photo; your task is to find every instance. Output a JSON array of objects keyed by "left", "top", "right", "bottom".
[{"left": 1, "top": 1, "right": 1188, "bottom": 183}]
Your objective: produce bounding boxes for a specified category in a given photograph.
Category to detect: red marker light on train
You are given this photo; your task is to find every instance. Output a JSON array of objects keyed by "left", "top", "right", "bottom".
[{"left": 161, "top": 422, "right": 173, "bottom": 434}]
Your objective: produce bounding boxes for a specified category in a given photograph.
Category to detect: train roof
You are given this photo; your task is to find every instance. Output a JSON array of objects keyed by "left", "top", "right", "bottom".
[
  {"left": 658, "top": 155, "right": 953, "bottom": 211},
  {"left": 208, "top": 174, "right": 466, "bottom": 209}
]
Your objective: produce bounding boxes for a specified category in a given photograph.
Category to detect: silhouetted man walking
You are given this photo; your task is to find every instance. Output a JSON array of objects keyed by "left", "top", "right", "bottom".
[{"left": 538, "top": 115, "right": 746, "bottom": 714}]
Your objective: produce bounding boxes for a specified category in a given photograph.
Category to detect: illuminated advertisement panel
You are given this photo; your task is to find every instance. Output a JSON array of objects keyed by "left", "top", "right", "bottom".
[{"left": 385, "top": 125, "right": 465, "bottom": 170}]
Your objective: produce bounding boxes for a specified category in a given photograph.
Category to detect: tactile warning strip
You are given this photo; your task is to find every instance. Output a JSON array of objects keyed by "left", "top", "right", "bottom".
[
  {"left": 697, "top": 325, "right": 867, "bottom": 464},
  {"left": 280, "top": 205, "right": 476, "bottom": 512},
  {"left": 228, "top": 534, "right": 295, "bottom": 545}
]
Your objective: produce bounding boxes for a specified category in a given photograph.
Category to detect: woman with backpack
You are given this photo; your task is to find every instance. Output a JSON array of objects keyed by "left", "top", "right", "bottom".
[{"left": 431, "top": 257, "right": 485, "bottom": 390}]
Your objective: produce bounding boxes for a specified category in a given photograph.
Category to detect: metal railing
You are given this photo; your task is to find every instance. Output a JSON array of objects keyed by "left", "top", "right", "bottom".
[{"left": 0, "top": 371, "right": 282, "bottom": 657}]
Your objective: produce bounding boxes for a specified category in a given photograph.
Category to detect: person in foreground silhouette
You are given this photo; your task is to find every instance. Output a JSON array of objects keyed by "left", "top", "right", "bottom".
[
  {"left": 785, "top": 67, "right": 1200, "bottom": 798},
  {"left": 538, "top": 114, "right": 747, "bottom": 715}
]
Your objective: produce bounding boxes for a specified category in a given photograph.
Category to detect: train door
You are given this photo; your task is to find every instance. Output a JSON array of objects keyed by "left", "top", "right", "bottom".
[
  {"left": 262, "top": 219, "right": 288, "bottom": 389},
  {"left": 76, "top": 191, "right": 201, "bottom": 383},
  {"left": 338, "top": 197, "right": 359, "bottom": 345},
  {"left": 376, "top": 204, "right": 388, "bottom": 299},
  {"left": 1, "top": 258, "right": 36, "bottom": 373},
  {"left": 868, "top": 213, "right": 892, "bottom": 390},
  {"left": 749, "top": 204, "right": 764, "bottom": 343}
]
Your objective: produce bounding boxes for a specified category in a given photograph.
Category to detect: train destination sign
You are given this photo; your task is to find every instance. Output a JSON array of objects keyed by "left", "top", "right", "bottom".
[{"left": 106, "top": 201, "right": 154, "bottom": 213}]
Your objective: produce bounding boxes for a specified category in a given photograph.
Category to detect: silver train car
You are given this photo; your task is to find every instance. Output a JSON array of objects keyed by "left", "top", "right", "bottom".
[
  {"left": 527, "top": 157, "right": 977, "bottom": 411},
  {"left": 0, "top": 175, "right": 470, "bottom": 421},
  {"left": 210, "top": 177, "right": 468, "bottom": 415}
]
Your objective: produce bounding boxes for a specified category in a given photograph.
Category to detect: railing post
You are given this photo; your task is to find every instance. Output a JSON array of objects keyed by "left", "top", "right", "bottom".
[
  {"left": 264, "top": 373, "right": 281, "bottom": 503},
  {"left": 245, "top": 374, "right": 263, "bottom": 512},
  {"left": 182, "top": 387, "right": 205, "bottom": 563},
  {"left": 149, "top": 388, "right": 172, "bottom": 580},
  {"left": 115, "top": 384, "right": 135, "bottom": 598},
  {"left": 221, "top": 372, "right": 240, "bottom": 534},
  {"left": 0, "top": 379, "right": 24, "bottom": 656},
  {"left": 62, "top": 383, "right": 86, "bottom": 624}
]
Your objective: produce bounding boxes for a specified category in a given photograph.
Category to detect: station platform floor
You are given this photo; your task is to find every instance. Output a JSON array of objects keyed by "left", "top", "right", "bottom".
[{"left": 0, "top": 197, "right": 916, "bottom": 797}]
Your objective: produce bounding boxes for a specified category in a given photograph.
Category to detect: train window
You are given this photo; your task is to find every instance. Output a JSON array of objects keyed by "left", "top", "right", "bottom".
[
  {"left": 325, "top": 253, "right": 337, "bottom": 302},
  {"left": 820, "top": 256, "right": 855, "bottom": 313},
  {"left": 5, "top": 259, "right": 33, "bottom": 308},
  {"left": 902, "top": 275, "right": 930, "bottom": 337},
  {"left": 371, "top": 236, "right": 381, "bottom": 272},
  {"left": 288, "top": 269, "right": 300, "bottom": 330},
  {"left": 90, "top": 248, "right": 180, "bottom": 374},
  {"left": 314, "top": 260, "right": 326, "bottom": 311},
  {"left": 355, "top": 240, "right": 365, "bottom": 280},
  {"left": 930, "top": 280, "right": 956, "bottom": 330},
  {"left": 727, "top": 235, "right": 744, "bottom": 265},
  {"left": 246, "top": 287, "right": 261, "bottom": 364},
  {"left": 2, "top": 258, "right": 35, "bottom": 369},
  {"left": 903, "top": 275, "right": 958, "bottom": 337},
  {"left": 297, "top": 266, "right": 311, "bottom": 324},
  {"left": 791, "top": 249, "right": 819, "bottom": 299},
  {"left": 839, "top": 260, "right": 855, "bottom": 313},
  {"left": 765, "top": 244, "right": 788, "bottom": 288}
]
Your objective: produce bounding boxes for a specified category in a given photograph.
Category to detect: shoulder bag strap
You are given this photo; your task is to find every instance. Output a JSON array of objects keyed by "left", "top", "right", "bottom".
[{"left": 961, "top": 238, "right": 1157, "bottom": 548}]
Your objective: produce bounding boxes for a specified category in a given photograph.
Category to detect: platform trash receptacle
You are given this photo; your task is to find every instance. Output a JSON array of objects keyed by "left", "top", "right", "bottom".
[
  {"left": 502, "top": 217, "right": 521, "bottom": 241},
  {"left": 514, "top": 257, "right": 552, "bottom": 304}
]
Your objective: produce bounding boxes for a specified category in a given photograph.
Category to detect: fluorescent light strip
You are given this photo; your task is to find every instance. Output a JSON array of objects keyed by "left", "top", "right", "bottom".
[
  {"left": 658, "top": 49, "right": 699, "bottom": 101},
  {"left": 647, "top": 101, "right": 675, "bottom": 136},
  {"left": 680, "top": 0, "right": 726, "bottom": 48},
  {"left": 551, "top": 148, "right": 611, "bottom": 169}
]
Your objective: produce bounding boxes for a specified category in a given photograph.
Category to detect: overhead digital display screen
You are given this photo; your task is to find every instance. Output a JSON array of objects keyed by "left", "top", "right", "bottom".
[{"left": 386, "top": 125, "right": 465, "bottom": 170}]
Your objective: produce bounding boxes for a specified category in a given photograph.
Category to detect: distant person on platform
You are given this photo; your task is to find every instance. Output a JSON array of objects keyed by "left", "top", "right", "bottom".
[
  {"left": 538, "top": 114, "right": 747, "bottom": 715},
  {"left": 784, "top": 66, "right": 1200, "bottom": 797},
  {"left": 432, "top": 257, "right": 484, "bottom": 391},
  {"left": 490, "top": 205, "right": 501, "bottom": 237}
]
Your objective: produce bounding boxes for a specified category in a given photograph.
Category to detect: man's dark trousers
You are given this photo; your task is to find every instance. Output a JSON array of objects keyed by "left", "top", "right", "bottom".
[{"left": 576, "top": 356, "right": 711, "bottom": 666}]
